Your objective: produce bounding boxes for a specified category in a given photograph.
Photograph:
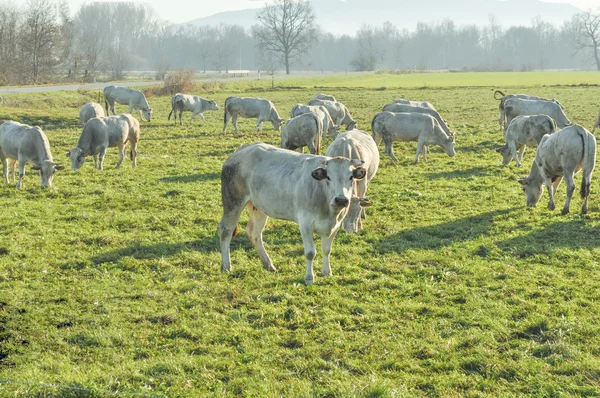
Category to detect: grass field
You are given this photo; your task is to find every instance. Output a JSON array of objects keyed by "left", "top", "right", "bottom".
[{"left": 1, "top": 72, "right": 600, "bottom": 397}]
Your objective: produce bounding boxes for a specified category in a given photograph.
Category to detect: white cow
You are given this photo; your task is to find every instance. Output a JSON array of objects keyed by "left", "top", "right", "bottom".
[
  {"left": 502, "top": 97, "right": 571, "bottom": 129},
  {"left": 0, "top": 121, "right": 64, "bottom": 189},
  {"left": 394, "top": 99, "right": 436, "bottom": 111},
  {"left": 223, "top": 97, "right": 283, "bottom": 134},
  {"left": 312, "top": 93, "right": 336, "bottom": 102},
  {"left": 79, "top": 102, "right": 105, "bottom": 125},
  {"left": 497, "top": 114, "right": 556, "bottom": 167},
  {"left": 519, "top": 124, "right": 596, "bottom": 215},
  {"left": 68, "top": 114, "right": 140, "bottom": 171},
  {"left": 326, "top": 129, "right": 378, "bottom": 232},
  {"left": 168, "top": 93, "right": 220, "bottom": 125},
  {"left": 280, "top": 112, "right": 323, "bottom": 155},
  {"left": 371, "top": 111, "right": 456, "bottom": 163},
  {"left": 290, "top": 104, "right": 340, "bottom": 140},
  {"left": 307, "top": 99, "right": 357, "bottom": 131},
  {"left": 104, "top": 86, "right": 152, "bottom": 121},
  {"left": 218, "top": 143, "right": 368, "bottom": 285},
  {"left": 382, "top": 103, "right": 454, "bottom": 138}
]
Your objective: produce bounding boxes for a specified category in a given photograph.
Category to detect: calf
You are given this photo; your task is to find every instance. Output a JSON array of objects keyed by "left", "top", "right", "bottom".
[
  {"left": 104, "top": 86, "right": 152, "bottom": 121},
  {"left": 382, "top": 102, "right": 453, "bottom": 137},
  {"left": 497, "top": 114, "right": 556, "bottom": 167},
  {"left": 519, "top": 124, "right": 596, "bottom": 215},
  {"left": 290, "top": 103, "right": 339, "bottom": 140},
  {"left": 223, "top": 96, "right": 283, "bottom": 134},
  {"left": 308, "top": 99, "right": 357, "bottom": 131},
  {"left": 326, "top": 129, "right": 379, "bottom": 232},
  {"left": 281, "top": 113, "right": 323, "bottom": 155},
  {"left": 218, "top": 143, "right": 368, "bottom": 285},
  {"left": 168, "top": 93, "right": 219, "bottom": 125},
  {"left": 80, "top": 102, "right": 105, "bottom": 124},
  {"left": 371, "top": 111, "right": 455, "bottom": 163},
  {"left": 0, "top": 121, "right": 64, "bottom": 189},
  {"left": 68, "top": 114, "right": 140, "bottom": 171}
]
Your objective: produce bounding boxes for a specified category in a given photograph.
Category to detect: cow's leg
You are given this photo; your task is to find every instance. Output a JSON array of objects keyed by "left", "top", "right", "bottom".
[
  {"left": 422, "top": 145, "right": 428, "bottom": 162},
  {"left": 517, "top": 145, "right": 526, "bottom": 164},
  {"left": 562, "top": 172, "right": 576, "bottom": 215},
  {"left": 199, "top": 113, "right": 207, "bottom": 124},
  {"left": 299, "top": 222, "right": 317, "bottom": 285},
  {"left": 544, "top": 177, "right": 556, "bottom": 211},
  {"left": 0, "top": 153, "right": 8, "bottom": 183},
  {"left": 246, "top": 203, "right": 276, "bottom": 272},
  {"left": 415, "top": 139, "right": 426, "bottom": 163},
  {"left": 16, "top": 157, "right": 25, "bottom": 189},
  {"left": 383, "top": 138, "right": 398, "bottom": 163},
  {"left": 98, "top": 148, "right": 106, "bottom": 170},
  {"left": 232, "top": 114, "right": 239, "bottom": 135},
  {"left": 508, "top": 141, "right": 520, "bottom": 167},
  {"left": 321, "top": 233, "right": 336, "bottom": 278},
  {"left": 218, "top": 201, "right": 246, "bottom": 273},
  {"left": 190, "top": 111, "right": 196, "bottom": 125},
  {"left": 115, "top": 145, "right": 125, "bottom": 168},
  {"left": 254, "top": 118, "right": 263, "bottom": 133},
  {"left": 10, "top": 160, "right": 16, "bottom": 182},
  {"left": 223, "top": 112, "right": 231, "bottom": 133},
  {"left": 130, "top": 140, "right": 138, "bottom": 168},
  {"left": 307, "top": 141, "right": 318, "bottom": 155}
]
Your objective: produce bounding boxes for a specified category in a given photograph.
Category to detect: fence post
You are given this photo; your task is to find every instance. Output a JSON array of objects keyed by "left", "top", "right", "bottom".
[{"left": 272, "top": 76, "right": 274, "bottom": 90}]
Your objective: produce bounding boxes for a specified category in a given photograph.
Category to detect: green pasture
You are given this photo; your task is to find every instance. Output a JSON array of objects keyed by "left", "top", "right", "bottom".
[{"left": 1, "top": 73, "right": 600, "bottom": 397}]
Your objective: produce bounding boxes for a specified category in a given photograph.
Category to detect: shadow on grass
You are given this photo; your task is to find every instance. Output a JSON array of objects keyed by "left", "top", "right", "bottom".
[
  {"left": 19, "top": 115, "right": 79, "bottom": 130},
  {"left": 425, "top": 166, "right": 491, "bottom": 180},
  {"left": 376, "top": 209, "right": 512, "bottom": 253},
  {"left": 160, "top": 172, "right": 220, "bottom": 183},
  {"left": 497, "top": 219, "right": 600, "bottom": 258}
]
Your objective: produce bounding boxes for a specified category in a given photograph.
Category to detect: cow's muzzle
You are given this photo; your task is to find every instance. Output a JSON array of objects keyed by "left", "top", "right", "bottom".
[{"left": 333, "top": 197, "right": 349, "bottom": 207}]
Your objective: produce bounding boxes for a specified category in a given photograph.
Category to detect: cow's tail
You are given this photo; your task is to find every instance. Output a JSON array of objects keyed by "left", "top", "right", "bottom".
[
  {"left": 223, "top": 96, "right": 234, "bottom": 125},
  {"left": 371, "top": 113, "right": 382, "bottom": 144},
  {"left": 168, "top": 96, "right": 174, "bottom": 120},
  {"left": 580, "top": 127, "right": 596, "bottom": 200},
  {"left": 494, "top": 90, "right": 506, "bottom": 100},
  {"left": 313, "top": 112, "right": 323, "bottom": 155}
]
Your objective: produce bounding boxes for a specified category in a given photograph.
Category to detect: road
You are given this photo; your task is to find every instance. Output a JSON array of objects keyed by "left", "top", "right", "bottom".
[{"left": 0, "top": 71, "right": 361, "bottom": 95}]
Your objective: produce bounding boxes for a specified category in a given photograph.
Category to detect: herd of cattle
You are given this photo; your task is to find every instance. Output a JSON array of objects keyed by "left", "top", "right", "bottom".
[{"left": 0, "top": 85, "right": 598, "bottom": 284}]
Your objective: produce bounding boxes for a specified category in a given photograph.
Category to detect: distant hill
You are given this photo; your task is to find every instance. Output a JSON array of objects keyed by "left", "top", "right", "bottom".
[{"left": 183, "top": 0, "right": 582, "bottom": 35}]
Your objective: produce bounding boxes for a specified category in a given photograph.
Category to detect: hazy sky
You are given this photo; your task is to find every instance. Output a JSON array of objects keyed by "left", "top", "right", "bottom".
[{"left": 64, "top": 0, "right": 597, "bottom": 24}]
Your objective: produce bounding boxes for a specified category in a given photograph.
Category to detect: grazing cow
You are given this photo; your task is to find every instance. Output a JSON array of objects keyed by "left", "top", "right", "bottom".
[
  {"left": 592, "top": 108, "right": 600, "bottom": 134},
  {"left": 502, "top": 97, "right": 571, "bottom": 129},
  {"left": 290, "top": 104, "right": 340, "bottom": 140},
  {"left": 218, "top": 143, "right": 368, "bottom": 285},
  {"left": 223, "top": 97, "right": 283, "bottom": 134},
  {"left": 519, "top": 124, "right": 596, "bottom": 215},
  {"left": 79, "top": 102, "right": 105, "bottom": 124},
  {"left": 68, "top": 114, "right": 140, "bottom": 171},
  {"left": 312, "top": 93, "right": 336, "bottom": 102},
  {"left": 168, "top": 93, "right": 219, "bottom": 125},
  {"left": 394, "top": 99, "right": 437, "bottom": 111},
  {"left": 308, "top": 99, "right": 357, "bottom": 131},
  {"left": 382, "top": 102, "right": 454, "bottom": 137},
  {"left": 326, "top": 129, "right": 378, "bottom": 232},
  {"left": 104, "top": 86, "right": 152, "bottom": 122},
  {"left": 497, "top": 114, "right": 556, "bottom": 167},
  {"left": 371, "top": 111, "right": 456, "bottom": 163},
  {"left": 494, "top": 90, "right": 565, "bottom": 129},
  {"left": 281, "top": 113, "right": 323, "bottom": 155},
  {"left": 0, "top": 121, "right": 64, "bottom": 189}
]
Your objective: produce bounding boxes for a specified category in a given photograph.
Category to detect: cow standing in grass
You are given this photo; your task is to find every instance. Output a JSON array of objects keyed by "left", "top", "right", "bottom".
[
  {"left": 68, "top": 114, "right": 140, "bottom": 171},
  {"left": 104, "top": 86, "right": 152, "bottom": 122},
  {"left": 290, "top": 104, "right": 339, "bottom": 140},
  {"left": 0, "top": 121, "right": 64, "bottom": 189},
  {"left": 382, "top": 102, "right": 454, "bottom": 138},
  {"left": 497, "top": 114, "right": 556, "bottom": 167},
  {"left": 280, "top": 112, "right": 323, "bottom": 155},
  {"left": 307, "top": 99, "right": 357, "bottom": 131},
  {"left": 223, "top": 97, "right": 284, "bottom": 134},
  {"left": 394, "top": 99, "right": 437, "bottom": 111},
  {"left": 168, "top": 93, "right": 220, "bottom": 125},
  {"left": 79, "top": 102, "right": 105, "bottom": 124},
  {"left": 519, "top": 124, "right": 596, "bottom": 215},
  {"left": 218, "top": 143, "right": 368, "bottom": 285}
]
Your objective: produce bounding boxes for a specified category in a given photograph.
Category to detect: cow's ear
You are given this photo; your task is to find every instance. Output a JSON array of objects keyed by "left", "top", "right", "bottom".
[
  {"left": 353, "top": 167, "right": 367, "bottom": 180},
  {"left": 312, "top": 167, "right": 328, "bottom": 181}
]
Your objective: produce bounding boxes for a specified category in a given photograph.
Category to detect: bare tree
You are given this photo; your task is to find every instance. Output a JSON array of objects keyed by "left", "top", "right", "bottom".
[
  {"left": 0, "top": 2, "right": 22, "bottom": 84},
  {"left": 20, "top": 0, "right": 60, "bottom": 82},
  {"left": 252, "top": 0, "right": 318, "bottom": 75},
  {"left": 572, "top": 10, "right": 600, "bottom": 71}
]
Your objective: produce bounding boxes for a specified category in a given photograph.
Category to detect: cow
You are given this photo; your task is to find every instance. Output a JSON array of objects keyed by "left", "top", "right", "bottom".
[
  {"left": 290, "top": 103, "right": 340, "bottom": 140},
  {"left": 326, "top": 129, "right": 378, "bottom": 233},
  {"left": 68, "top": 114, "right": 140, "bottom": 171},
  {"left": 497, "top": 114, "right": 556, "bottom": 167},
  {"left": 593, "top": 108, "right": 600, "bottom": 134},
  {"left": 223, "top": 97, "right": 283, "bottom": 134},
  {"left": 307, "top": 99, "right": 357, "bottom": 131},
  {"left": 394, "top": 99, "right": 436, "bottom": 111},
  {"left": 519, "top": 124, "right": 596, "bottom": 215},
  {"left": 502, "top": 97, "right": 571, "bottom": 130},
  {"left": 167, "top": 93, "right": 219, "bottom": 125},
  {"left": 371, "top": 111, "right": 456, "bottom": 163},
  {"left": 0, "top": 121, "right": 64, "bottom": 189},
  {"left": 280, "top": 112, "right": 323, "bottom": 155},
  {"left": 79, "top": 102, "right": 105, "bottom": 125},
  {"left": 382, "top": 102, "right": 454, "bottom": 138},
  {"left": 103, "top": 86, "right": 152, "bottom": 122},
  {"left": 494, "top": 90, "right": 565, "bottom": 129},
  {"left": 312, "top": 93, "right": 336, "bottom": 102},
  {"left": 218, "top": 143, "right": 368, "bottom": 285}
]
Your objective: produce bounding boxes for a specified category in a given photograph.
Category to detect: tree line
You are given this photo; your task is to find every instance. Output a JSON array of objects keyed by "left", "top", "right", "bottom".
[{"left": 0, "top": 0, "right": 599, "bottom": 86}]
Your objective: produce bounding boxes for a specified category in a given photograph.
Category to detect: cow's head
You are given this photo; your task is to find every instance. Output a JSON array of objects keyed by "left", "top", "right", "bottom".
[
  {"left": 207, "top": 100, "right": 219, "bottom": 111},
  {"left": 440, "top": 134, "right": 456, "bottom": 157},
  {"left": 496, "top": 144, "right": 512, "bottom": 165},
  {"left": 346, "top": 120, "right": 358, "bottom": 131},
  {"left": 272, "top": 117, "right": 284, "bottom": 131},
  {"left": 343, "top": 197, "right": 373, "bottom": 233},
  {"left": 32, "top": 160, "right": 64, "bottom": 187},
  {"left": 312, "top": 157, "right": 367, "bottom": 210},
  {"left": 67, "top": 147, "right": 87, "bottom": 171},
  {"left": 518, "top": 176, "right": 543, "bottom": 207},
  {"left": 143, "top": 107, "right": 153, "bottom": 122}
]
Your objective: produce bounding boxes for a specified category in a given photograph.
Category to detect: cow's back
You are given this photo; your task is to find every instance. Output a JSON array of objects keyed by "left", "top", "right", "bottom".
[{"left": 327, "top": 129, "right": 379, "bottom": 181}]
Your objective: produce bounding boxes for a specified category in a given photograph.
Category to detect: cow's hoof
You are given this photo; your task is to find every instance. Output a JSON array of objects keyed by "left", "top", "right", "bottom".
[
  {"left": 264, "top": 264, "right": 277, "bottom": 273},
  {"left": 304, "top": 277, "right": 314, "bottom": 286},
  {"left": 561, "top": 208, "right": 570, "bottom": 215},
  {"left": 548, "top": 203, "right": 555, "bottom": 211},
  {"left": 582, "top": 205, "right": 588, "bottom": 214},
  {"left": 221, "top": 265, "right": 232, "bottom": 273}
]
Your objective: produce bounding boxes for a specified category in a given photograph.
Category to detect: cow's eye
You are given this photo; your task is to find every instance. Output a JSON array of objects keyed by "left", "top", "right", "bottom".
[{"left": 349, "top": 176, "right": 353, "bottom": 180}]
